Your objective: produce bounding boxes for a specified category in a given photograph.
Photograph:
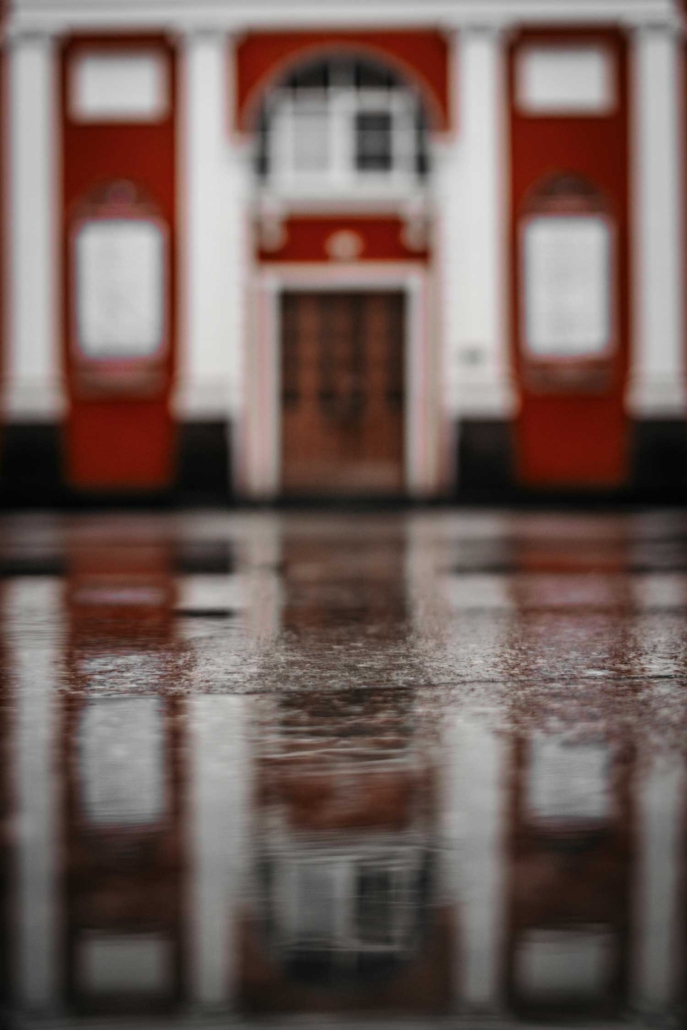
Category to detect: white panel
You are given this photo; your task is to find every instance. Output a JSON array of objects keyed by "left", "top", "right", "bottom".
[
  {"left": 517, "top": 46, "right": 614, "bottom": 114},
  {"left": 79, "top": 933, "right": 170, "bottom": 992},
  {"left": 517, "top": 929, "right": 612, "bottom": 997},
  {"left": 528, "top": 737, "right": 611, "bottom": 820},
  {"left": 524, "top": 216, "right": 611, "bottom": 357},
  {"left": 70, "top": 51, "right": 168, "bottom": 122},
  {"left": 76, "top": 219, "right": 165, "bottom": 358},
  {"left": 79, "top": 698, "right": 165, "bottom": 825}
]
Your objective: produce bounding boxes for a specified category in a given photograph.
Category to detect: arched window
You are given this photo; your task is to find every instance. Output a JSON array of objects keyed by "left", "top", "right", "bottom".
[{"left": 255, "top": 55, "right": 430, "bottom": 191}]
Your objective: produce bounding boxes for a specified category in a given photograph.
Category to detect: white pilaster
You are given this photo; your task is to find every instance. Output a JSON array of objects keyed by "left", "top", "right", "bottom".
[
  {"left": 438, "top": 26, "right": 515, "bottom": 425},
  {"left": 5, "top": 31, "right": 64, "bottom": 420},
  {"left": 175, "top": 30, "right": 249, "bottom": 434},
  {"left": 628, "top": 21, "right": 685, "bottom": 417}
]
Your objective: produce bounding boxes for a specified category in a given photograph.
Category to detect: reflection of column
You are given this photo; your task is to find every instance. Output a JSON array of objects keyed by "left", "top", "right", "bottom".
[
  {"left": 6, "top": 31, "right": 63, "bottom": 420},
  {"left": 189, "top": 696, "right": 250, "bottom": 1007},
  {"left": 444, "top": 714, "right": 506, "bottom": 1012},
  {"left": 176, "top": 30, "right": 249, "bottom": 480},
  {"left": 628, "top": 20, "right": 685, "bottom": 415},
  {"left": 7, "top": 581, "right": 62, "bottom": 1010},
  {"left": 439, "top": 26, "right": 514, "bottom": 437},
  {"left": 632, "top": 752, "right": 685, "bottom": 1013}
]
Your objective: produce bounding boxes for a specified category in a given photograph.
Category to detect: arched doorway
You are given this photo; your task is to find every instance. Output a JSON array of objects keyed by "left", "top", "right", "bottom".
[{"left": 248, "top": 52, "right": 437, "bottom": 498}]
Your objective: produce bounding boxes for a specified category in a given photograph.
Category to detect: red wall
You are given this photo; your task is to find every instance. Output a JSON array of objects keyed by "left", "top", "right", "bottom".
[
  {"left": 258, "top": 216, "right": 430, "bottom": 263},
  {"left": 236, "top": 30, "right": 450, "bottom": 131},
  {"left": 509, "top": 28, "right": 630, "bottom": 488},
  {"left": 61, "top": 35, "right": 177, "bottom": 490}
]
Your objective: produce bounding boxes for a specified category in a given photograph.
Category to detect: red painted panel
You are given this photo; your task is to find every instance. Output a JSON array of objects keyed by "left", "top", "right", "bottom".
[
  {"left": 258, "top": 216, "right": 429, "bottom": 264},
  {"left": 61, "top": 36, "right": 177, "bottom": 490},
  {"left": 67, "top": 399, "right": 174, "bottom": 488},
  {"left": 509, "top": 29, "right": 630, "bottom": 488},
  {"left": 236, "top": 30, "right": 450, "bottom": 131}
]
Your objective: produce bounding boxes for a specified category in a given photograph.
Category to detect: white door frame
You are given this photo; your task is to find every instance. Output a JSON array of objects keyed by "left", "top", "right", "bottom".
[{"left": 240, "top": 262, "right": 441, "bottom": 498}]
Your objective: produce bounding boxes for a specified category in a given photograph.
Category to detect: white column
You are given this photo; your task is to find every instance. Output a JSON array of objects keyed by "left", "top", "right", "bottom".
[
  {"left": 438, "top": 26, "right": 515, "bottom": 426},
  {"left": 189, "top": 696, "right": 250, "bottom": 1008},
  {"left": 176, "top": 31, "right": 249, "bottom": 439},
  {"left": 5, "top": 31, "right": 63, "bottom": 420},
  {"left": 443, "top": 715, "right": 507, "bottom": 1012},
  {"left": 628, "top": 22, "right": 685, "bottom": 416}
]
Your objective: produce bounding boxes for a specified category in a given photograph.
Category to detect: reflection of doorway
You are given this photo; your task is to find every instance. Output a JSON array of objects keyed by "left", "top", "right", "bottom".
[{"left": 280, "top": 291, "right": 405, "bottom": 495}]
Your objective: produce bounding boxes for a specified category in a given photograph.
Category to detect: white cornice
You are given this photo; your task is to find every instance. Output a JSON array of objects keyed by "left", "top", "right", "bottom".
[{"left": 6, "top": 0, "right": 684, "bottom": 37}]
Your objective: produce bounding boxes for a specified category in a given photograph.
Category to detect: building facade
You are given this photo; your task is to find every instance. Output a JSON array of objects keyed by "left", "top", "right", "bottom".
[{"left": 2, "top": 0, "right": 687, "bottom": 501}]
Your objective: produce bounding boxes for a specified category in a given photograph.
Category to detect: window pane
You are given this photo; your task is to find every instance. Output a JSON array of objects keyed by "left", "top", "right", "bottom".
[
  {"left": 293, "top": 864, "right": 337, "bottom": 944},
  {"left": 292, "top": 101, "right": 330, "bottom": 172},
  {"left": 356, "top": 866, "right": 395, "bottom": 944},
  {"left": 355, "top": 111, "right": 393, "bottom": 171}
]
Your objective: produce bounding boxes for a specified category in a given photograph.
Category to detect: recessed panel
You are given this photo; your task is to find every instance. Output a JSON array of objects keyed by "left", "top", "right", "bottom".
[
  {"left": 75, "top": 219, "right": 165, "bottom": 359},
  {"left": 527, "top": 736, "right": 611, "bottom": 820},
  {"left": 517, "top": 46, "right": 614, "bottom": 114},
  {"left": 78, "top": 933, "right": 171, "bottom": 993},
  {"left": 523, "top": 216, "right": 611, "bottom": 358},
  {"left": 516, "top": 929, "right": 612, "bottom": 999},
  {"left": 70, "top": 51, "right": 168, "bottom": 122},
  {"left": 78, "top": 697, "right": 165, "bottom": 825}
]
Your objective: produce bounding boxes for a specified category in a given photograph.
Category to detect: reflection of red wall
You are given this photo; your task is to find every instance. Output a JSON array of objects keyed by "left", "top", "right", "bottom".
[
  {"left": 504, "top": 734, "right": 633, "bottom": 1019},
  {"left": 236, "top": 31, "right": 450, "bottom": 131},
  {"left": 63, "top": 543, "right": 185, "bottom": 1013},
  {"left": 509, "top": 29, "right": 630, "bottom": 488},
  {"left": 61, "top": 36, "right": 177, "bottom": 490},
  {"left": 259, "top": 217, "right": 429, "bottom": 264}
]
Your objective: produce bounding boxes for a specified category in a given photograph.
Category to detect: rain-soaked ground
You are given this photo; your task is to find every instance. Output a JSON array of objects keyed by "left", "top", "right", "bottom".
[{"left": 0, "top": 508, "right": 686, "bottom": 1029}]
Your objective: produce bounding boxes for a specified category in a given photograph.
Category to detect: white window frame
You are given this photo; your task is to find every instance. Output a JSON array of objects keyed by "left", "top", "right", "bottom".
[{"left": 264, "top": 86, "right": 424, "bottom": 197}]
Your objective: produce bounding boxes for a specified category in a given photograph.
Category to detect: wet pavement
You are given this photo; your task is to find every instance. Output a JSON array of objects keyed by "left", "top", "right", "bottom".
[{"left": 0, "top": 508, "right": 686, "bottom": 1028}]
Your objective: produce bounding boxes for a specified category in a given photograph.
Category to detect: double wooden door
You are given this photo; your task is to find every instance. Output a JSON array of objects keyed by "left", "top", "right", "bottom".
[{"left": 281, "top": 291, "right": 405, "bottom": 495}]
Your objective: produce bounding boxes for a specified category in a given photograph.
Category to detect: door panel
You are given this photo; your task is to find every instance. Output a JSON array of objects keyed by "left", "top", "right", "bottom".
[{"left": 281, "top": 291, "right": 405, "bottom": 495}]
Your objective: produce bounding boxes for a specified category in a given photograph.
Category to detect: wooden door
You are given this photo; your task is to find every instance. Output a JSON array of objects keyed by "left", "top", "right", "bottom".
[{"left": 281, "top": 291, "right": 405, "bottom": 495}]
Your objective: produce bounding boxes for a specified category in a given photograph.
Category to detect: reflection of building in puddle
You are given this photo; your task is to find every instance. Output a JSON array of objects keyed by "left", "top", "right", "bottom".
[
  {"left": 0, "top": 588, "right": 11, "bottom": 1013},
  {"left": 280, "top": 527, "right": 408, "bottom": 631},
  {"left": 240, "top": 689, "right": 452, "bottom": 1014},
  {"left": 505, "top": 731, "right": 633, "bottom": 1019},
  {"left": 62, "top": 542, "right": 186, "bottom": 1015}
]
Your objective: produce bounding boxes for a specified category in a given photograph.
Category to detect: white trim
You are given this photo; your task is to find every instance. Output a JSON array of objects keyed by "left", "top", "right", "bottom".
[
  {"left": 8, "top": 2, "right": 683, "bottom": 36},
  {"left": 243, "top": 262, "right": 440, "bottom": 498}
]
